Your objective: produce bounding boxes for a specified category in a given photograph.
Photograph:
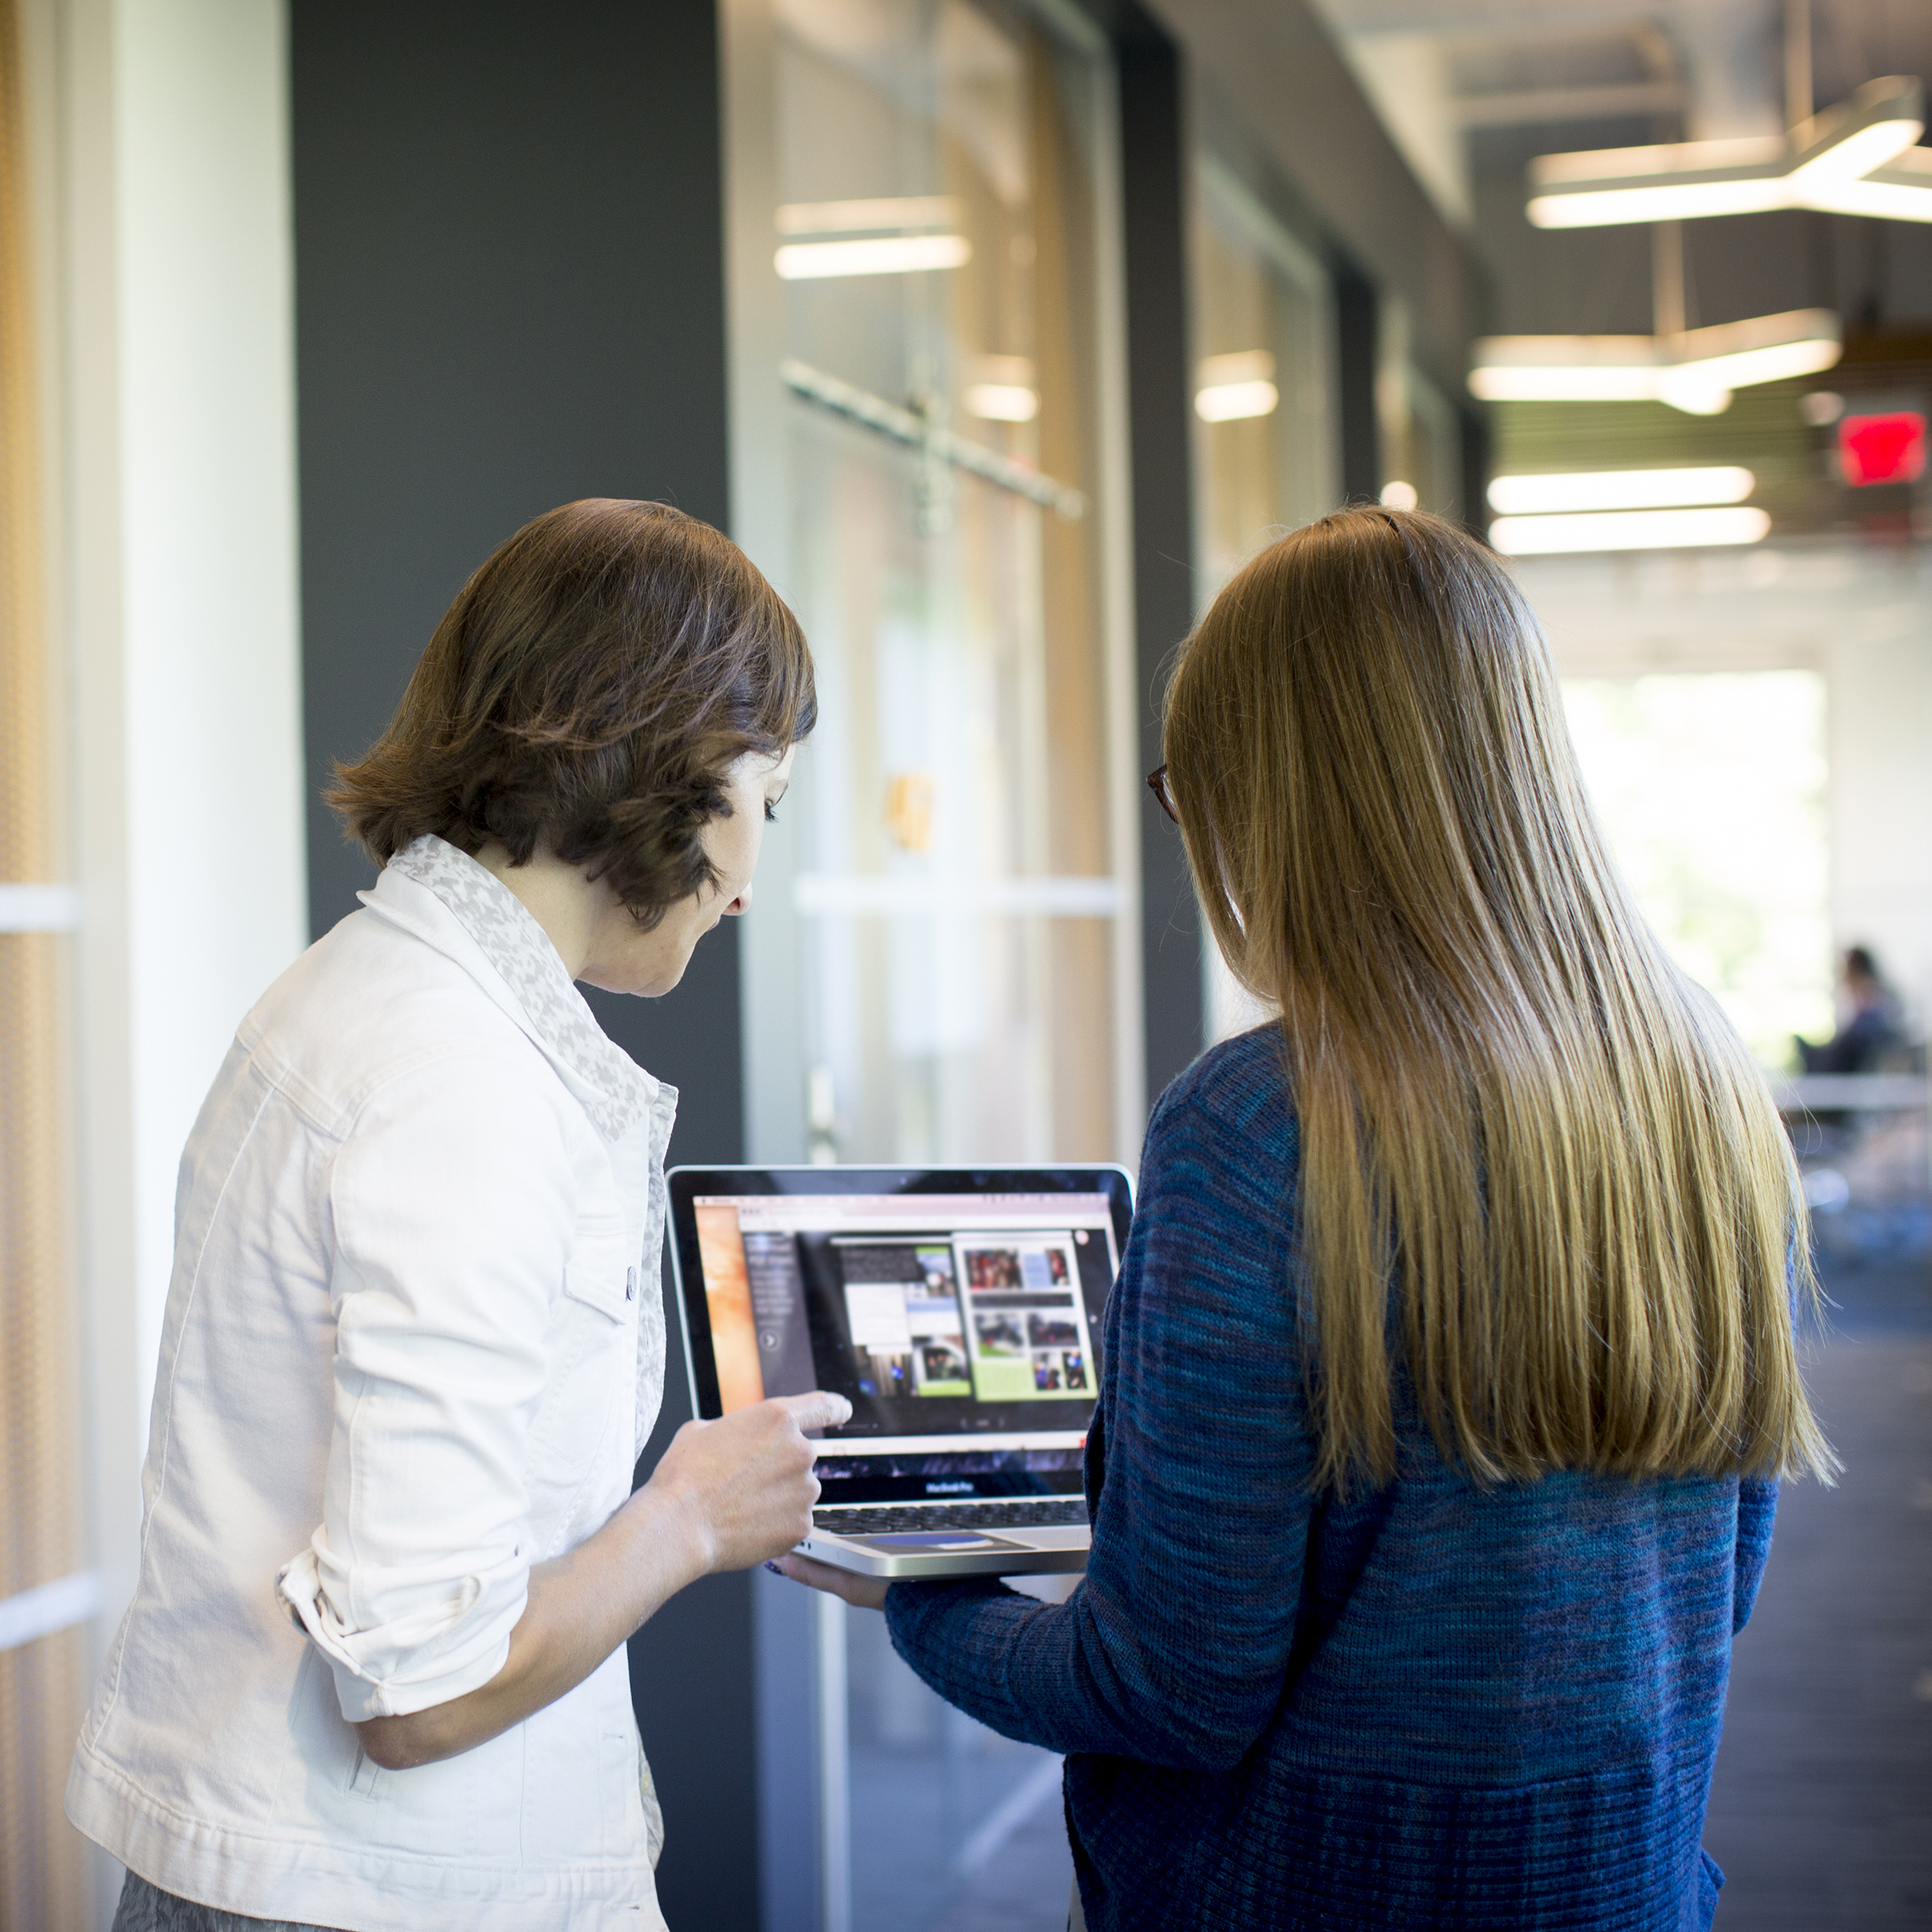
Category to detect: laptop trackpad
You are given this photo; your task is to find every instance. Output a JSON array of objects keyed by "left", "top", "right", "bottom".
[{"left": 853, "top": 1531, "right": 1030, "bottom": 1554}]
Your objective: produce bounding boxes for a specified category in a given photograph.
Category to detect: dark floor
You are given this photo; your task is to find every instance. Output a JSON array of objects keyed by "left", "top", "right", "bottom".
[{"left": 1702, "top": 1252, "right": 1932, "bottom": 1930}]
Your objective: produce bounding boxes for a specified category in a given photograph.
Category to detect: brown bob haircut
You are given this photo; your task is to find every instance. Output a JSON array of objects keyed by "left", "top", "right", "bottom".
[{"left": 330, "top": 500, "right": 815, "bottom": 926}]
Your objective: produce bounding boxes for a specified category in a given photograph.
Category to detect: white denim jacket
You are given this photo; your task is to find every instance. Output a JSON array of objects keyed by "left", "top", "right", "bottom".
[{"left": 67, "top": 836, "right": 679, "bottom": 1931}]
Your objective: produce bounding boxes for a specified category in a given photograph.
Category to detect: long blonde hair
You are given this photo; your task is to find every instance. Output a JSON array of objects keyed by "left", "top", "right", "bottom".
[{"left": 1164, "top": 508, "right": 1832, "bottom": 1490}]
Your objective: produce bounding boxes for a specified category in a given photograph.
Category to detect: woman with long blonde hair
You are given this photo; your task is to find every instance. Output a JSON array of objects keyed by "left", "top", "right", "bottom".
[{"left": 786, "top": 507, "right": 1831, "bottom": 1930}]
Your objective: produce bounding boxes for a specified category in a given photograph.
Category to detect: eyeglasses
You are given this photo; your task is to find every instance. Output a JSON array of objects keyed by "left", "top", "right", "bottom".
[{"left": 1146, "top": 765, "right": 1179, "bottom": 825}]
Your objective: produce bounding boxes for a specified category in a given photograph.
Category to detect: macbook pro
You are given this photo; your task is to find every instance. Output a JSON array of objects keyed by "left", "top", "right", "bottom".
[{"left": 667, "top": 1165, "right": 1132, "bottom": 1581}]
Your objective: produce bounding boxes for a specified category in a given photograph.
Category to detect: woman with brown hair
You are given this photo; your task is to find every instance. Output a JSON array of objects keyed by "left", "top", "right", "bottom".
[
  {"left": 785, "top": 507, "right": 1831, "bottom": 1930},
  {"left": 68, "top": 501, "right": 848, "bottom": 1931}
]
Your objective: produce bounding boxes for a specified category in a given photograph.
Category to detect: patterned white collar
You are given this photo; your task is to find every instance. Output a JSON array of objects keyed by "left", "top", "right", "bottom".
[{"left": 382, "top": 834, "right": 668, "bottom": 1143}]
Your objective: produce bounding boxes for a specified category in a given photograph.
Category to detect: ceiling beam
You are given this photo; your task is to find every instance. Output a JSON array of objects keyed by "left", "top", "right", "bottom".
[{"left": 1455, "top": 80, "right": 1686, "bottom": 126}]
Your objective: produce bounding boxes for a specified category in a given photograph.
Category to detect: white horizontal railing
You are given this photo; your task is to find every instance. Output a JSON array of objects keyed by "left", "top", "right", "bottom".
[
  {"left": 0, "top": 883, "right": 80, "bottom": 931},
  {"left": 793, "top": 873, "right": 1124, "bottom": 919},
  {"left": 1772, "top": 1073, "right": 1930, "bottom": 1113},
  {"left": 0, "top": 1571, "right": 102, "bottom": 1652}
]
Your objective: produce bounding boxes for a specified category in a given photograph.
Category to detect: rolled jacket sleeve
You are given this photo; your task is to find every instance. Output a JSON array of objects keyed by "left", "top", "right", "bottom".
[{"left": 277, "top": 1051, "right": 581, "bottom": 1722}]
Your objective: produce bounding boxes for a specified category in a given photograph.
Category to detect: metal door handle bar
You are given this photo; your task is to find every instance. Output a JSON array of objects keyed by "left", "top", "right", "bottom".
[{"left": 779, "top": 357, "right": 1088, "bottom": 520}]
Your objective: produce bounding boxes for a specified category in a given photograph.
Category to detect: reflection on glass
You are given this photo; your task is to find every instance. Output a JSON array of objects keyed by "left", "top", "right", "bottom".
[
  {"left": 774, "top": 0, "right": 1125, "bottom": 1174},
  {"left": 1191, "top": 155, "right": 1337, "bottom": 601},
  {"left": 1191, "top": 157, "right": 1335, "bottom": 1042}
]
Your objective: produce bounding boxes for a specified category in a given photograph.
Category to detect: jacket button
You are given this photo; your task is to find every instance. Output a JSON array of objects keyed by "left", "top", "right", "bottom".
[{"left": 626, "top": 1267, "right": 637, "bottom": 1302}]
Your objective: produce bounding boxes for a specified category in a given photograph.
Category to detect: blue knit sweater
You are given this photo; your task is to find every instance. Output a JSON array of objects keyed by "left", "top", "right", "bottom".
[{"left": 885, "top": 1027, "right": 1775, "bottom": 1930}]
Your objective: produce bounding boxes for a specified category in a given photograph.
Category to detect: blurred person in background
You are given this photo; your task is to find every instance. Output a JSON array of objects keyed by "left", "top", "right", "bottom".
[
  {"left": 66, "top": 501, "right": 848, "bottom": 1932},
  {"left": 785, "top": 508, "right": 1833, "bottom": 1932},
  {"left": 1796, "top": 944, "right": 1906, "bottom": 1074}
]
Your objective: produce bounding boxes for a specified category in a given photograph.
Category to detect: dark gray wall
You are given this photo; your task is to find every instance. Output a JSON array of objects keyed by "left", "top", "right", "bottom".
[
  {"left": 1334, "top": 263, "right": 1381, "bottom": 506},
  {"left": 1116, "top": 6, "right": 1206, "bottom": 1105},
  {"left": 289, "top": 5, "right": 758, "bottom": 1926}
]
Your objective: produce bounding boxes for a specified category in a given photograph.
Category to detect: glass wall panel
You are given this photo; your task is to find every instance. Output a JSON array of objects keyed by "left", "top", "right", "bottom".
[
  {"left": 730, "top": 6, "right": 1127, "bottom": 1927},
  {"left": 1191, "top": 154, "right": 1337, "bottom": 603},
  {"left": 766, "top": 0, "right": 1133, "bottom": 1174},
  {"left": 1190, "top": 154, "right": 1337, "bottom": 1042}
]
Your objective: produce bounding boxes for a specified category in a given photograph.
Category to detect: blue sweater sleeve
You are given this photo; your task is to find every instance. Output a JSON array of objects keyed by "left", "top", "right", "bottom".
[
  {"left": 1732, "top": 1476, "right": 1777, "bottom": 1633},
  {"left": 884, "top": 1062, "right": 1315, "bottom": 1773}
]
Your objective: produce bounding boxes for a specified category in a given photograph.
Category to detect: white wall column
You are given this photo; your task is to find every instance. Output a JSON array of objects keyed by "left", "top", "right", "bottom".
[{"left": 54, "top": 5, "right": 306, "bottom": 1913}]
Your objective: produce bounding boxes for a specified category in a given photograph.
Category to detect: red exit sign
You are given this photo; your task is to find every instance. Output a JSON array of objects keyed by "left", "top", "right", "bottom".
[{"left": 1838, "top": 411, "right": 1927, "bottom": 487}]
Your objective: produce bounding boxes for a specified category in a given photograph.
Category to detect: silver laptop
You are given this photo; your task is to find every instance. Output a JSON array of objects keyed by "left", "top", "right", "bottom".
[{"left": 667, "top": 1164, "right": 1132, "bottom": 1580}]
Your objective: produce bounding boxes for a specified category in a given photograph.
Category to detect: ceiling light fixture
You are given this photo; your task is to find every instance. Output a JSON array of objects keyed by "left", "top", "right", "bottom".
[
  {"left": 775, "top": 197, "right": 964, "bottom": 235},
  {"left": 1817, "top": 143, "right": 1932, "bottom": 221},
  {"left": 1526, "top": 75, "right": 1931, "bottom": 228},
  {"left": 964, "top": 384, "right": 1038, "bottom": 423},
  {"left": 1487, "top": 467, "right": 1756, "bottom": 515},
  {"left": 774, "top": 233, "right": 972, "bottom": 280},
  {"left": 1490, "top": 506, "right": 1771, "bottom": 555},
  {"left": 1195, "top": 349, "right": 1279, "bottom": 423},
  {"left": 1469, "top": 309, "right": 1841, "bottom": 415},
  {"left": 964, "top": 357, "right": 1038, "bottom": 423}
]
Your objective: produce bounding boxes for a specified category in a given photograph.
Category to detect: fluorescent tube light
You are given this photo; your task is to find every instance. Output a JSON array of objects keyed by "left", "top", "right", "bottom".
[
  {"left": 1666, "top": 332, "right": 1843, "bottom": 394},
  {"left": 1468, "top": 309, "right": 1841, "bottom": 415},
  {"left": 775, "top": 196, "right": 964, "bottom": 234},
  {"left": 1530, "top": 167, "right": 1789, "bottom": 227},
  {"left": 1195, "top": 349, "right": 1278, "bottom": 423},
  {"left": 1468, "top": 349, "right": 1670, "bottom": 403},
  {"left": 964, "top": 383, "right": 1038, "bottom": 422},
  {"left": 1527, "top": 76, "right": 1928, "bottom": 229},
  {"left": 1487, "top": 468, "right": 1755, "bottom": 515},
  {"left": 775, "top": 234, "right": 972, "bottom": 280},
  {"left": 1490, "top": 507, "right": 1771, "bottom": 555}
]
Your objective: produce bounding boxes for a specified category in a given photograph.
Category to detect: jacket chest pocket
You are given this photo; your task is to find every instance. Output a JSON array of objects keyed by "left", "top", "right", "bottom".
[{"left": 526, "top": 1232, "right": 634, "bottom": 1502}]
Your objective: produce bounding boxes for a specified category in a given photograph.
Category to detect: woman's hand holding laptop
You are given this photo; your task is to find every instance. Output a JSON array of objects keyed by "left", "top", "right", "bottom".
[{"left": 771, "top": 1550, "right": 889, "bottom": 1610}]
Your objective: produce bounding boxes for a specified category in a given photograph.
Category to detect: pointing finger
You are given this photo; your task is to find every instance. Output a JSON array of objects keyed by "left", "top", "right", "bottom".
[{"left": 775, "top": 1390, "right": 853, "bottom": 1435}]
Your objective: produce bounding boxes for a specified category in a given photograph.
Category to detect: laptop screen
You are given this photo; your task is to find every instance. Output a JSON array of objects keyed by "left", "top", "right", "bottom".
[{"left": 667, "top": 1168, "right": 1130, "bottom": 1492}]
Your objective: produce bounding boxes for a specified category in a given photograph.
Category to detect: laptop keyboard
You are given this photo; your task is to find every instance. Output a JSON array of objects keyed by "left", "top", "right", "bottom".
[{"left": 812, "top": 1498, "right": 1090, "bottom": 1534}]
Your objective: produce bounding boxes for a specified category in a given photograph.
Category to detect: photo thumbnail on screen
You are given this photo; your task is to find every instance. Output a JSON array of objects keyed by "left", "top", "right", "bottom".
[{"left": 690, "top": 1191, "right": 1119, "bottom": 1425}]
